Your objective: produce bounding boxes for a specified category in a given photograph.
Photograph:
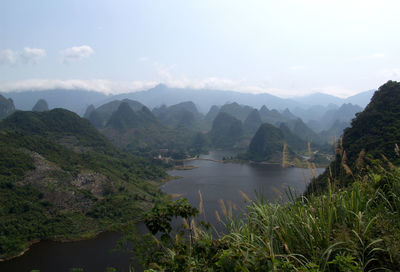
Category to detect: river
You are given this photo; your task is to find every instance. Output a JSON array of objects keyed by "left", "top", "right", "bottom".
[{"left": 0, "top": 150, "right": 324, "bottom": 272}]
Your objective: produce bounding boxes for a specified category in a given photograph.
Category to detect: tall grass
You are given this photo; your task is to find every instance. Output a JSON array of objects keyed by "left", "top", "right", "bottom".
[{"left": 138, "top": 166, "right": 400, "bottom": 271}]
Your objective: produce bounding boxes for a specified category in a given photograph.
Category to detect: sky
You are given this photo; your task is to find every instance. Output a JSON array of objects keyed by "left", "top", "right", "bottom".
[{"left": 1, "top": 0, "right": 400, "bottom": 98}]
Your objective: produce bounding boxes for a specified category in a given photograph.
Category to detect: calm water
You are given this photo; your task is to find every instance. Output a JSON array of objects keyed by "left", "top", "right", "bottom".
[
  {"left": 0, "top": 150, "right": 323, "bottom": 272},
  {"left": 0, "top": 231, "right": 140, "bottom": 272},
  {"left": 164, "top": 150, "right": 324, "bottom": 227}
]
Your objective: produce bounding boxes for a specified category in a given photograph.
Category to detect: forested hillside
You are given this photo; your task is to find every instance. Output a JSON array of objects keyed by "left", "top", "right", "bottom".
[{"left": 0, "top": 109, "right": 167, "bottom": 259}]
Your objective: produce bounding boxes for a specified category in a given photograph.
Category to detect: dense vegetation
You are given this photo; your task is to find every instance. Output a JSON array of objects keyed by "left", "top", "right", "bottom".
[
  {"left": 243, "top": 123, "right": 286, "bottom": 162},
  {"left": 0, "top": 109, "right": 167, "bottom": 259},
  {"left": 310, "top": 80, "right": 400, "bottom": 192},
  {"left": 133, "top": 164, "right": 400, "bottom": 271},
  {"left": 208, "top": 112, "right": 244, "bottom": 149}
]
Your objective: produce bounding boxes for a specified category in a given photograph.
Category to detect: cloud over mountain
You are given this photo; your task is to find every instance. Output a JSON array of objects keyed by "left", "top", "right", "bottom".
[{"left": 61, "top": 45, "right": 94, "bottom": 63}]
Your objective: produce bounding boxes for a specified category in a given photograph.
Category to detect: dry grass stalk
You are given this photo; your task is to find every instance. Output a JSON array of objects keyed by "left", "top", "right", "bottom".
[
  {"left": 333, "top": 137, "right": 338, "bottom": 154},
  {"left": 182, "top": 218, "right": 189, "bottom": 229},
  {"left": 198, "top": 190, "right": 204, "bottom": 215},
  {"left": 233, "top": 203, "right": 238, "bottom": 211},
  {"left": 191, "top": 219, "right": 198, "bottom": 239},
  {"left": 218, "top": 199, "right": 227, "bottom": 216},
  {"left": 341, "top": 151, "right": 353, "bottom": 175},
  {"left": 238, "top": 190, "right": 251, "bottom": 202},
  {"left": 227, "top": 200, "right": 233, "bottom": 219},
  {"left": 395, "top": 143, "right": 400, "bottom": 156},
  {"left": 215, "top": 210, "right": 222, "bottom": 223},
  {"left": 307, "top": 161, "right": 316, "bottom": 179},
  {"left": 381, "top": 154, "right": 396, "bottom": 170},
  {"left": 282, "top": 143, "right": 289, "bottom": 168},
  {"left": 170, "top": 193, "right": 184, "bottom": 198},
  {"left": 294, "top": 158, "right": 303, "bottom": 168},
  {"left": 355, "top": 149, "right": 366, "bottom": 170}
]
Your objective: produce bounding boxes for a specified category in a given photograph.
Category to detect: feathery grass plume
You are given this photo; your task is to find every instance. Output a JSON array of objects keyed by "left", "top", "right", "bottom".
[
  {"left": 307, "top": 161, "right": 316, "bottom": 179},
  {"left": 381, "top": 154, "right": 396, "bottom": 170},
  {"left": 227, "top": 200, "right": 233, "bottom": 219},
  {"left": 294, "top": 157, "right": 303, "bottom": 168},
  {"left": 395, "top": 143, "right": 400, "bottom": 156},
  {"left": 233, "top": 202, "right": 238, "bottom": 210},
  {"left": 182, "top": 218, "right": 189, "bottom": 229},
  {"left": 170, "top": 193, "right": 184, "bottom": 198},
  {"left": 238, "top": 189, "right": 251, "bottom": 202},
  {"left": 191, "top": 219, "right": 198, "bottom": 239},
  {"left": 341, "top": 150, "right": 353, "bottom": 175},
  {"left": 355, "top": 149, "right": 366, "bottom": 170},
  {"left": 218, "top": 199, "right": 227, "bottom": 216},
  {"left": 198, "top": 190, "right": 204, "bottom": 215},
  {"left": 307, "top": 142, "right": 312, "bottom": 159},
  {"left": 282, "top": 143, "right": 289, "bottom": 168},
  {"left": 333, "top": 136, "right": 338, "bottom": 154},
  {"left": 215, "top": 210, "right": 222, "bottom": 223}
]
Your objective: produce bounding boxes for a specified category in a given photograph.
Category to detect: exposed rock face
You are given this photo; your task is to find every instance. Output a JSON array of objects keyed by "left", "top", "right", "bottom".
[
  {"left": 0, "top": 95, "right": 15, "bottom": 119},
  {"left": 71, "top": 171, "right": 112, "bottom": 197},
  {"left": 20, "top": 151, "right": 112, "bottom": 213}
]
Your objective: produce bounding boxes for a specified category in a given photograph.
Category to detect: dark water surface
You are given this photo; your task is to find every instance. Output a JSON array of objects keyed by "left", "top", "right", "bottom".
[
  {"left": 0, "top": 150, "right": 323, "bottom": 272},
  {"left": 164, "top": 150, "right": 324, "bottom": 228},
  {"left": 0, "top": 231, "right": 140, "bottom": 272}
]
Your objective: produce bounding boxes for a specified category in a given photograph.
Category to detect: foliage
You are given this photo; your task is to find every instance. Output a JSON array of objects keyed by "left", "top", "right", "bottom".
[
  {"left": 311, "top": 80, "right": 400, "bottom": 192},
  {"left": 131, "top": 165, "right": 400, "bottom": 271},
  {"left": 209, "top": 112, "right": 244, "bottom": 149},
  {"left": 243, "top": 122, "right": 285, "bottom": 162},
  {"left": 0, "top": 109, "right": 168, "bottom": 258}
]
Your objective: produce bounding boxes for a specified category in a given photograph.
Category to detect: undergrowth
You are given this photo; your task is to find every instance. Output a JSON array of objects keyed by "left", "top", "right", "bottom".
[{"left": 130, "top": 164, "right": 400, "bottom": 271}]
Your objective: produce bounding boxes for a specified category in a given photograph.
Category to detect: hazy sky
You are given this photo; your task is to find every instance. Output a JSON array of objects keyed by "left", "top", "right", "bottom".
[{"left": 1, "top": 0, "right": 400, "bottom": 97}]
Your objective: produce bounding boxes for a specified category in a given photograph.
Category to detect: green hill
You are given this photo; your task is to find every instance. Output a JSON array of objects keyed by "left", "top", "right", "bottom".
[
  {"left": 152, "top": 101, "right": 204, "bottom": 130},
  {"left": 309, "top": 80, "right": 400, "bottom": 192},
  {"left": 219, "top": 102, "right": 254, "bottom": 122},
  {"left": 243, "top": 109, "right": 263, "bottom": 135},
  {"left": 246, "top": 123, "right": 285, "bottom": 162},
  {"left": 32, "top": 99, "right": 49, "bottom": 112},
  {"left": 0, "top": 95, "right": 15, "bottom": 120},
  {"left": 208, "top": 112, "right": 244, "bottom": 149},
  {"left": 85, "top": 99, "right": 146, "bottom": 129},
  {"left": 0, "top": 109, "right": 166, "bottom": 259},
  {"left": 102, "top": 102, "right": 195, "bottom": 157}
]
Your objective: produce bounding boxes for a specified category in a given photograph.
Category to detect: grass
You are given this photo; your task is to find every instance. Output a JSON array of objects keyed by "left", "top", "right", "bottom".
[{"left": 134, "top": 164, "right": 400, "bottom": 271}]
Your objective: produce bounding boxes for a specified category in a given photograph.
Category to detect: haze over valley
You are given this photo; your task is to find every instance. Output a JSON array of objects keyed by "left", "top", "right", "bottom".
[{"left": 1, "top": 1, "right": 400, "bottom": 271}]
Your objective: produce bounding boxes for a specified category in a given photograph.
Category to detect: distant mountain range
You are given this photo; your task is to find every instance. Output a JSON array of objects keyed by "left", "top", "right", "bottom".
[
  {"left": 309, "top": 80, "right": 400, "bottom": 193},
  {"left": 0, "top": 84, "right": 375, "bottom": 115}
]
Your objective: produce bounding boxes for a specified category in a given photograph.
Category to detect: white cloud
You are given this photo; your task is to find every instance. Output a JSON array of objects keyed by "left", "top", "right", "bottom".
[
  {"left": 61, "top": 45, "right": 94, "bottom": 63},
  {"left": 20, "top": 47, "right": 46, "bottom": 64},
  {"left": 0, "top": 79, "right": 157, "bottom": 95},
  {"left": 0, "top": 49, "right": 17, "bottom": 65}
]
